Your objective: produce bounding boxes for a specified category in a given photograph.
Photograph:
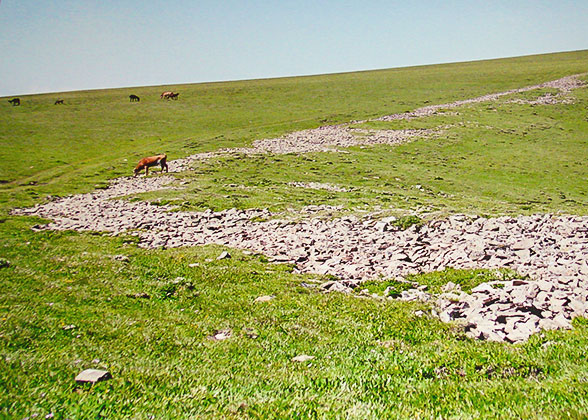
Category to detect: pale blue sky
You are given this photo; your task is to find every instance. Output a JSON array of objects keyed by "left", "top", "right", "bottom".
[{"left": 1, "top": 0, "right": 587, "bottom": 96}]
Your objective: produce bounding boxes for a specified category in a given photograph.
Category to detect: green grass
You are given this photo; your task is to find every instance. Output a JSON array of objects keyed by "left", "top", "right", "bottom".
[
  {"left": 1, "top": 50, "right": 588, "bottom": 418},
  {"left": 2, "top": 49, "right": 588, "bottom": 210},
  {"left": 362, "top": 267, "right": 524, "bottom": 297},
  {"left": 137, "top": 85, "right": 588, "bottom": 217}
]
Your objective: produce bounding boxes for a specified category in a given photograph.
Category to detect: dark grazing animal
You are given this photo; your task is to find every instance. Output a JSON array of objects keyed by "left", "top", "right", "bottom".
[
  {"left": 129, "top": 94, "right": 140, "bottom": 102},
  {"left": 169, "top": 92, "right": 180, "bottom": 100},
  {"left": 8, "top": 98, "right": 20, "bottom": 106},
  {"left": 54, "top": 99, "right": 64, "bottom": 105},
  {"left": 134, "top": 154, "right": 168, "bottom": 177}
]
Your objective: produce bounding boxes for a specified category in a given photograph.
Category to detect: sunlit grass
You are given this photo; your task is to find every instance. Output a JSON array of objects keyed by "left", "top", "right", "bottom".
[{"left": 1, "top": 50, "right": 588, "bottom": 418}]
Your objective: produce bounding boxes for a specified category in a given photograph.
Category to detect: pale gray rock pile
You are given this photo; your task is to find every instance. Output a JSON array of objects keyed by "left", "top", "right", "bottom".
[
  {"left": 169, "top": 127, "right": 425, "bottom": 173},
  {"left": 506, "top": 75, "right": 585, "bottom": 105},
  {"left": 167, "top": 74, "right": 585, "bottom": 176},
  {"left": 171, "top": 151, "right": 228, "bottom": 172},
  {"left": 15, "top": 175, "right": 176, "bottom": 234},
  {"left": 539, "top": 74, "right": 586, "bottom": 92},
  {"left": 171, "top": 127, "right": 426, "bottom": 172},
  {"left": 16, "top": 184, "right": 588, "bottom": 343},
  {"left": 429, "top": 215, "right": 588, "bottom": 343},
  {"left": 508, "top": 93, "right": 574, "bottom": 106},
  {"left": 248, "top": 126, "right": 424, "bottom": 154}
]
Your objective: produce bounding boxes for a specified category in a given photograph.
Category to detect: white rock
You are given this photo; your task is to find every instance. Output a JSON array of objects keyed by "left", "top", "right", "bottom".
[
  {"left": 75, "top": 369, "right": 112, "bottom": 384},
  {"left": 217, "top": 251, "right": 231, "bottom": 260},
  {"left": 292, "top": 355, "right": 315, "bottom": 362}
]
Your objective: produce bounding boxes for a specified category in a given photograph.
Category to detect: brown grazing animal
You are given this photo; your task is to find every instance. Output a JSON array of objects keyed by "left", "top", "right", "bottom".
[
  {"left": 160, "top": 91, "right": 173, "bottom": 99},
  {"left": 129, "top": 94, "right": 140, "bottom": 102},
  {"left": 134, "top": 154, "right": 168, "bottom": 177},
  {"left": 169, "top": 92, "right": 180, "bottom": 100},
  {"left": 54, "top": 99, "right": 64, "bottom": 105},
  {"left": 8, "top": 98, "right": 20, "bottom": 106}
]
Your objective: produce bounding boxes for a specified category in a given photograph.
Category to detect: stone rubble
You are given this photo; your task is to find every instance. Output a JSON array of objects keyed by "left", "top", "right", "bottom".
[
  {"left": 292, "top": 354, "right": 315, "bottom": 362},
  {"left": 12, "top": 73, "right": 588, "bottom": 343},
  {"left": 156, "top": 74, "right": 586, "bottom": 174},
  {"left": 208, "top": 329, "right": 232, "bottom": 341},
  {"left": 254, "top": 295, "right": 275, "bottom": 303},
  {"left": 508, "top": 92, "right": 574, "bottom": 106},
  {"left": 171, "top": 127, "right": 427, "bottom": 172},
  {"left": 16, "top": 189, "right": 588, "bottom": 343},
  {"left": 168, "top": 74, "right": 586, "bottom": 173}
]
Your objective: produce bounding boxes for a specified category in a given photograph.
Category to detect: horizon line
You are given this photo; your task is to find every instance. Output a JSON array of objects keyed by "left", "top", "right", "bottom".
[{"left": 2, "top": 48, "right": 587, "bottom": 98}]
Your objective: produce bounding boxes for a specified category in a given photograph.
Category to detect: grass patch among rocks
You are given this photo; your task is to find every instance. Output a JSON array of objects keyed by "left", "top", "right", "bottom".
[
  {"left": 362, "top": 267, "right": 524, "bottom": 298},
  {"left": 406, "top": 267, "right": 525, "bottom": 294}
]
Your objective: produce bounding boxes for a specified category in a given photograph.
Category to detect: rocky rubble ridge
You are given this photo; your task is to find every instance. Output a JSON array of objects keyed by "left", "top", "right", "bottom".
[
  {"left": 508, "top": 93, "right": 574, "bottom": 106},
  {"left": 288, "top": 182, "right": 352, "bottom": 193},
  {"left": 169, "top": 74, "right": 584, "bottom": 174},
  {"left": 248, "top": 126, "right": 424, "bottom": 154},
  {"left": 15, "top": 182, "right": 588, "bottom": 343},
  {"left": 170, "top": 127, "right": 426, "bottom": 172}
]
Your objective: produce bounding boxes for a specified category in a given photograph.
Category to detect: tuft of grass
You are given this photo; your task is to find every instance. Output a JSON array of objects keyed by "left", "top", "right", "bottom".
[
  {"left": 391, "top": 215, "right": 424, "bottom": 230},
  {"left": 360, "top": 278, "right": 417, "bottom": 297},
  {"left": 360, "top": 267, "right": 523, "bottom": 297}
]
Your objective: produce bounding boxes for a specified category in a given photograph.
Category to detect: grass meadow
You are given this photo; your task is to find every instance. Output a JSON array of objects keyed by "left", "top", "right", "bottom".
[{"left": 1, "top": 50, "right": 588, "bottom": 419}]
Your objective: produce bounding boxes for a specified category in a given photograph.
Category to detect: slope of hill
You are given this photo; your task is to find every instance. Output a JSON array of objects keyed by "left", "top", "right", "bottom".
[{"left": 1, "top": 50, "right": 588, "bottom": 419}]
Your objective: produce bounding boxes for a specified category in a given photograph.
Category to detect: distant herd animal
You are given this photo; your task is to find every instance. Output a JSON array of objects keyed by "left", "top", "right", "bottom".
[
  {"left": 134, "top": 154, "right": 168, "bottom": 177},
  {"left": 160, "top": 91, "right": 179, "bottom": 100},
  {"left": 6, "top": 91, "right": 182, "bottom": 107}
]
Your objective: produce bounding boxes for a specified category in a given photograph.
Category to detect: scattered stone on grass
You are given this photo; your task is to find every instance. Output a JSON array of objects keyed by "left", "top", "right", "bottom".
[
  {"left": 217, "top": 251, "right": 231, "bottom": 260},
  {"left": 126, "top": 292, "right": 150, "bottom": 299},
  {"left": 288, "top": 182, "right": 352, "bottom": 193},
  {"left": 75, "top": 369, "right": 112, "bottom": 384},
  {"left": 292, "top": 355, "right": 315, "bottom": 362},
  {"left": 208, "top": 329, "right": 232, "bottom": 341},
  {"left": 254, "top": 295, "right": 275, "bottom": 303},
  {"left": 320, "top": 281, "right": 354, "bottom": 294}
]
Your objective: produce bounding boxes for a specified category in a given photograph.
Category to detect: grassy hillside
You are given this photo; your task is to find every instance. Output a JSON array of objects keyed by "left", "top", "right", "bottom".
[
  {"left": 1, "top": 50, "right": 588, "bottom": 419},
  {"left": 141, "top": 85, "right": 588, "bottom": 217},
  {"left": 1, "top": 49, "right": 588, "bottom": 211}
]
